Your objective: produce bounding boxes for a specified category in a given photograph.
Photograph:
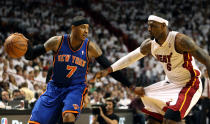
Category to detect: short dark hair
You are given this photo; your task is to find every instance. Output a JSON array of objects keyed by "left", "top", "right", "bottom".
[
  {"left": 12, "top": 89, "right": 21, "bottom": 95},
  {"left": 106, "top": 97, "right": 116, "bottom": 108}
]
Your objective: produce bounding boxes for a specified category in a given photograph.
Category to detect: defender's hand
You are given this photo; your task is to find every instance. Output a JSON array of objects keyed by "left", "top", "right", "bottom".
[
  {"left": 90, "top": 67, "right": 112, "bottom": 82},
  {"left": 134, "top": 87, "right": 145, "bottom": 97}
]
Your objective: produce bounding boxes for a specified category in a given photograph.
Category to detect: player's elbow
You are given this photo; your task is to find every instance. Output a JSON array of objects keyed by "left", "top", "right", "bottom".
[
  {"left": 24, "top": 54, "right": 35, "bottom": 60},
  {"left": 205, "top": 59, "right": 210, "bottom": 68},
  {"left": 203, "top": 57, "right": 210, "bottom": 66}
]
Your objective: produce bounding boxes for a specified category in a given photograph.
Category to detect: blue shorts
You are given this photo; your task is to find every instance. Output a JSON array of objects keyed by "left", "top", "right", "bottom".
[{"left": 28, "top": 82, "right": 87, "bottom": 124}]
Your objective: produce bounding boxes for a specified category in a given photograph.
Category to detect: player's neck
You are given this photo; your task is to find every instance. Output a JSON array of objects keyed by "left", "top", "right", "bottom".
[
  {"left": 70, "top": 34, "right": 83, "bottom": 49},
  {"left": 156, "top": 29, "right": 169, "bottom": 46}
]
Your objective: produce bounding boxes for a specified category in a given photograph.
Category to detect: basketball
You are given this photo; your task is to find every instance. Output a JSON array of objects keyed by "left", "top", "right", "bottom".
[{"left": 4, "top": 33, "right": 28, "bottom": 58}]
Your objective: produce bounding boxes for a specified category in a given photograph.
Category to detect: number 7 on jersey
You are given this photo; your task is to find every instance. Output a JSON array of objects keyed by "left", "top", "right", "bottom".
[{"left": 66, "top": 65, "right": 77, "bottom": 78}]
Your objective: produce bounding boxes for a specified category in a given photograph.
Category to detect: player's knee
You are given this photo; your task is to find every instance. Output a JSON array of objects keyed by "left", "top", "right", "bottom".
[
  {"left": 164, "top": 109, "right": 181, "bottom": 122},
  {"left": 63, "top": 112, "right": 76, "bottom": 122}
]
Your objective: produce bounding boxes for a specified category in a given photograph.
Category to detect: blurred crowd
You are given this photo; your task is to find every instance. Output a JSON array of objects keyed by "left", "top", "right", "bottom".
[{"left": 0, "top": 0, "right": 210, "bottom": 123}]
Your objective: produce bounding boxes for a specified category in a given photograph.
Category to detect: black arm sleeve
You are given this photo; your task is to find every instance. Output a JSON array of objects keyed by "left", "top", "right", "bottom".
[
  {"left": 24, "top": 44, "right": 46, "bottom": 60},
  {"left": 95, "top": 54, "right": 133, "bottom": 87}
]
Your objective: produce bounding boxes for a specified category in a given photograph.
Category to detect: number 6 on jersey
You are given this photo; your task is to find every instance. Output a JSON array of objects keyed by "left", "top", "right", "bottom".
[{"left": 66, "top": 65, "right": 77, "bottom": 78}]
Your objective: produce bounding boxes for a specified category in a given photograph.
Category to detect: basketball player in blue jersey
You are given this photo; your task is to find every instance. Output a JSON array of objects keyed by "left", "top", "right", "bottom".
[{"left": 24, "top": 16, "right": 134, "bottom": 124}]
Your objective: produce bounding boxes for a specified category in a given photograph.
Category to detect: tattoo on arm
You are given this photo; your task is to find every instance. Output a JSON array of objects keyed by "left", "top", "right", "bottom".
[
  {"left": 93, "top": 42, "right": 102, "bottom": 55},
  {"left": 177, "top": 34, "right": 210, "bottom": 66},
  {"left": 44, "top": 36, "right": 61, "bottom": 52},
  {"left": 176, "top": 34, "right": 196, "bottom": 53},
  {"left": 88, "top": 41, "right": 102, "bottom": 58}
]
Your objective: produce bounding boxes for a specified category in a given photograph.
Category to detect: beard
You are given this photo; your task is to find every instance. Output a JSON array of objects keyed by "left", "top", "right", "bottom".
[
  {"left": 150, "top": 36, "right": 155, "bottom": 40},
  {"left": 148, "top": 33, "right": 155, "bottom": 40},
  {"left": 146, "top": 32, "right": 155, "bottom": 40}
]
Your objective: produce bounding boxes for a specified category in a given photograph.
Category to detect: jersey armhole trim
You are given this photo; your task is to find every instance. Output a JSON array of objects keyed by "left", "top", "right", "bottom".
[
  {"left": 54, "top": 35, "right": 64, "bottom": 55},
  {"left": 53, "top": 35, "right": 64, "bottom": 65},
  {"left": 174, "top": 33, "right": 183, "bottom": 55}
]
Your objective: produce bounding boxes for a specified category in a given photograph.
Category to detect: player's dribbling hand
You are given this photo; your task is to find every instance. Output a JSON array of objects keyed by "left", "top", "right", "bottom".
[{"left": 134, "top": 87, "right": 145, "bottom": 97}]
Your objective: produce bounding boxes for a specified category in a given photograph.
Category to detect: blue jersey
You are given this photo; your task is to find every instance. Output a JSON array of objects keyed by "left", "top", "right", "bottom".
[{"left": 51, "top": 34, "right": 89, "bottom": 86}]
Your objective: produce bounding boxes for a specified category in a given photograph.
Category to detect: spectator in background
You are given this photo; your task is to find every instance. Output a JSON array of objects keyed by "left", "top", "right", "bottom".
[
  {"left": 12, "top": 89, "right": 25, "bottom": 101},
  {"left": 0, "top": 90, "right": 11, "bottom": 109},
  {"left": 34, "top": 66, "right": 43, "bottom": 84},
  {"left": 8, "top": 59, "right": 16, "bottom": 74},
  {"left": 90, "top": 91, "right": 103, "bottom": 104},
  {"left": 14, "top": 65, "right": 25, "bottom": 86},
  {"left": 92, "top": 98, "right": 119, "bottom": 124},
  {"left": 22, "top": 69, "right": 34, "bottom": 91},
  {"left": 1, "top": 81, "right": 12, "bottom": 94},
  {"left": 8, "top": 74, "right": 18, "bottom": 91},
  {"left": 20, "top": 82, "right": 34, "bottom": 101},
  {"left": 117, "top": 93, "right": 131, "bottom": 109}
]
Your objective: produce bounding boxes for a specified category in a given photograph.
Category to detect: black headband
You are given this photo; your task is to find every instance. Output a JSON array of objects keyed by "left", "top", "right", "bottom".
[{"left": 71, "top": 19, "right": 89, "bottom": 26}]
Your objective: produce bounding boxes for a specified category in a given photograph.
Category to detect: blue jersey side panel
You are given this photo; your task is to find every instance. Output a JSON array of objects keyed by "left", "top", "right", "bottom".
[{"left": 51, "top": 34, "right": 89, "bottom": 86}]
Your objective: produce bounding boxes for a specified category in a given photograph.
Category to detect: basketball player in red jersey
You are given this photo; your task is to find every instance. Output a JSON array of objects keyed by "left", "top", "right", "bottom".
[
  {"left": 92, "top": 15, "right": 210, "bottom": 124},
  {"left": 24, "top": 16, "right": 133, "bottom": 124}
]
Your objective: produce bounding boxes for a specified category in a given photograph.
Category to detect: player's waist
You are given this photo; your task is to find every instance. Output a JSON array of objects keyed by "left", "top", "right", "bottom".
[{"left": 49, "top": 80, "right": 87, "bottom": 87}]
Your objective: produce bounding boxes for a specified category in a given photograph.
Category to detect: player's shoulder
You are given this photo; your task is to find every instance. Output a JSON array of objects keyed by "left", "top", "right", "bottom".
[
  {"left": 140, "top": 38, "right": 152, "bottom": 55},
  {"left": 175, "top": 33, "right": 184, "bottom": 42},
  {"left": 87, "top": 40, "right": 102, "bottom": 58},
  {"left": 88, "top": 40, "right": 99, "bottom": 51},
  {"left": 175, "top": 33, "right": 196, "bottom": 53},
  {"left": 44, "top": 35, "right": 63, "bottom": 52},
  {"left": 88, "top": 40, "right": 100, "bottom": 49},
  {"left": 88, "top": 40, "right": 94, "bottom": 48},
  {"left": 175, "top": 33, "right": 193, "bottom": 45},
  {"left": 48, "top": 35, "right": 62, "bottom": 42}
]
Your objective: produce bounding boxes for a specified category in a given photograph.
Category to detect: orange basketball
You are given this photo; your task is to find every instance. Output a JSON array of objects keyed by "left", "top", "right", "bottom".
[{"left": 4, "top": 33, "right": 28, "bottom": 58}]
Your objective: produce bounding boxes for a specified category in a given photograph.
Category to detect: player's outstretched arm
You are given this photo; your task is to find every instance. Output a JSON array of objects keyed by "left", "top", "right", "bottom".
[
  {"left": 91, "top": 38, "right": 151, "bottom": 81},
  {"left": 175, "top": 33, "right": 210, "bottom": 77},
  {"left": 25, "top": 36, "right": 62, "bottom": 60},
  {"left": 88, "top": 41, "right": 133, "bottom": 88}
]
